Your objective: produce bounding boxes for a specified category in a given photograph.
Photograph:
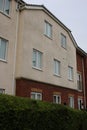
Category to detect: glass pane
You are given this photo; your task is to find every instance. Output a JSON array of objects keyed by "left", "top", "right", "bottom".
[
  {"left": 4, "top": 0, "right": 10, "bottom": 14},
  {"left": 61, "top": 34, "right": 66, "bottom": 48},
  {"left": 48, "top": 24, "right": 51, "bottom": 38},
  {"left": 57, "top": 96, "right": 60, "bottom": 103},
  {"left": 31, "top": 93, "right": 35, "bottom": 99},
  {"left": 53, "top": 96, "right": 56, "bottom": 103},
  {"left": 0, "top": 39, "right": 6, "bottom": 60},
  {"left": 54, "top": 60, "right": 60, "bottom": 75},
  {"left": 38, "top": 52, "right": 42, "bottom": 69},
  {"left": 68, "top": 67, "right": 73, "bottom": 80},
  {"left": 37, "top": 94, "right": 41, "bottom": 100},
  {"left": 0, "top": 0, "right": 3, "bottom": 11},
  {"left": 33, "top": 50, "right": 37, "bottom": 67}
]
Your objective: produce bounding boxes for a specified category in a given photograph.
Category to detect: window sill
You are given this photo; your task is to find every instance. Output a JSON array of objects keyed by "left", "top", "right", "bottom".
[
  {"left": 32, "top": 66, "right": 43, "bottom": 72},
  {"left": 78, "top": 89, "right": 83, "bottom": 92},
  {"left": 0, "top": 59, "right": 7, "bottom": 63},
  {"left": 44, "top": 34, "right": 52, "bottom": 40},
  {"left": 61, "top": 45, "right": 67, "bottom": 50},
  {"left": 0, "top": 10, "right": 11, "bottom": 19},
  {"left": 68, "top": 79, "right": 74, "bottom": 82},
  {"left": 54, "top": 74, "right": 61, "bottom": 78}
]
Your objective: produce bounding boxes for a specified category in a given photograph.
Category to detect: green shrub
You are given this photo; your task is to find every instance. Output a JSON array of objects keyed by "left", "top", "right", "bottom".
[{"left": 0, "top": 94, "right": 87, "bottom": 130}]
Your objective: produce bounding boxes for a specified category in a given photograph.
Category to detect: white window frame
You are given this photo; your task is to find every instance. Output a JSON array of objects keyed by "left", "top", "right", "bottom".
[
  {"left": 61, "top": 33, "right": 66, "bottom": 49},
  {"left": 69, "top": 96, "right": 74, "bottom": 108},
  {"left": 0, "top": 0, "right": 10, "bottom": 15},
  {"left": 0, "top": 37, "right": 8, "bottom": 61},
  {"left": 54, "top": 59, "right": 60, "bottom": 76},
  {"left": 32, "top": 49, "right": 42, "bottom": 70},
  {"left": 31, "top": 92, "right": 42, "bottom": 100},
  {"left": 44, "top": 21, "right": 52, "bottom": 38},
  {"left": 53, "top": 94, "right": 61, "bottom": 104},
  {"left": 68, "top": 66, "right": 73, "bottom": 81},
  {"left": 77, "top": 73, "right": 82, "bottom": 91}
]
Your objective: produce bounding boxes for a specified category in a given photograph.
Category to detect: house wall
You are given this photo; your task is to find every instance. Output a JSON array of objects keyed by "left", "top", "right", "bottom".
[
  {"left": 0, "top": 0, "right": 19, "bottom": 95},
  {"left": 16, "top": 78, "right": 84, "bottom": 109},
  {"left": 16, "top": 8, "right": 77, "bottom": 90}
]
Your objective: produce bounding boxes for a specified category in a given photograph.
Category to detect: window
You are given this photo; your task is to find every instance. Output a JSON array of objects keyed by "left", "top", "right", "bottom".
[
  {"left": 31, "top": 92, "right": 42, "bottom": 100},
  {"left": 0, "top": 88, "right": 5, "bottom": 94},
  {"left": 77, "top": 73, "right": 82, "bottom": 91},
  {"left": 53, "top": 94, "right": 61, "bottom": 104},
  {"left": 78, "top": 98, "right": 83, "bottom": 110},
  {"left": 54, "top": 59, "right": 60, "bottom": 76},
  {"left": 69, "top": 96, "right": 74, "bottom": 108},
  {"left": 32, "top": 49, "right": 42, "bottom": 69},
  {"left": 44, "top": 21, "right": 52, "bottom": 38},
  {"left": 0, "top": 38, "right": 7, "bottom": 61},
  {"left": 61, "top": 33, "right": 66, "bottom": 49},
  {"left": 68, "top": 66, "right": 73, "bottom": 80},
  {"left": 0, "top": 0, "right": 10, "bottom": 15}
]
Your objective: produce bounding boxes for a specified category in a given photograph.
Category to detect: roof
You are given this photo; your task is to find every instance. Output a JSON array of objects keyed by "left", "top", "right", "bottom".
[{"left": 17, "top": 1, "right": 87, "bottom": 55}]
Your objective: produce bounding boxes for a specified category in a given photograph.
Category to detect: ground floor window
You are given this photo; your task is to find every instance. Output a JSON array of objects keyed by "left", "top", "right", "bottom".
[
  {"left": 69, "top": 96, "right": 74, "bottom": 108},
  {"left": 31, "top": 92, "right": 42, "bottom": 100},
  {"left": 78, "top": 97, "right": 83, "bottom": 110},
  {"left": 53, "top": 94, "right": 61, "bottom": 104},
  {"left": 0, "top": 88, "right": 5, "bottom": 94}
]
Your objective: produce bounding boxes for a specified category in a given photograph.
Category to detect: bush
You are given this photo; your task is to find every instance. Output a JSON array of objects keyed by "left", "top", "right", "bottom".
[{"left": 0, "top": 94, "right": 87, "bottom": 130}]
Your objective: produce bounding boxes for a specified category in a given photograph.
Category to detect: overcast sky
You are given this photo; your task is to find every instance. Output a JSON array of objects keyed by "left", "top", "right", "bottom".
[{"left": 24, "top": 0, "right": 87, "bottom": 52}]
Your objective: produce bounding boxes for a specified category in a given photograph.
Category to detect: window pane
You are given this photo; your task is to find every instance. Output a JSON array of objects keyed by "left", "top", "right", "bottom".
[
  {"left": 78, "top": 98, "right": 83, "bottom": 110},
  {"left": 31, "top": 93, "right": 35, "bottom": 99},
  {"left": 0, "top": 0, "right": 3, "bottom": 11},
  {"left": 32, "top": 49, "right": 42, "bottom": 69},
  {"left": 0, "top": 38, "right": 7, "bottom": 60},
  {"left": 37, "top": 52, "right": 42, "bottom": 69},
  {"left": 32, "top": 50, "right": 37, "bottom": 67},
  {"left": 45, "top": 21, "right": 52, "bottom": 38},
  {"left": 53, "top": 96, "right": 56, "bottom": 103},
  {"left": 77, "top": 73, "right": 82, "bottom": 90},
  {"left": 69, "top": 96, "right": 74, "bottom": 108},
  {"left": 54, "top": 60, "right": 60, "bottom": 75},
  {"left": 37, "top": 93, "right": 42, "bottom": 100},
  {"left": 4, "top": 0, "right": 10, "bottom": 14},
  {"left": 61, "top": 34, "right": 66, "bottom": 48},
  {"left": 68, "top": 66, "right": 73, "bottom": 80}
]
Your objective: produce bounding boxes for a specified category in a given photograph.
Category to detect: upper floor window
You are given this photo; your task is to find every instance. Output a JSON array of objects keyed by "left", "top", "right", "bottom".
[
  {"left": 44, "top": 21, "right": 52, "bottom": 38},
  {"left": 69, "top": 96, "right": 74, "bottom": 108},
  {"left": 0, "top": 38, "right": 8, "bottom": 61},
  {"left": 32, "top": 49, "right": 42, "bottom": 70},
  {"left": 61, "top": 33, "right": 66, "bottom": 49},
  {"left": 54, "top": 59, "right": 60, "bottom": 76},
  {"left": 77, "top": 73, "right": 82, "bottom": 91},
  {"left": 31, "top": 92, "right": 42, "bottom": 100},
  {"left": 53, "top": 94, "right": 61, "bottom": 104},
  {"left": 68, "top": 66, "right": 73, "bottom": 81},
  {"left": 0, "top": 0, "right": 10, "bottom": 15}
]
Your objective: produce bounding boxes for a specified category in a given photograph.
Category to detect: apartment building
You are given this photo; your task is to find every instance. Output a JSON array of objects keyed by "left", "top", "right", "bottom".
[{"left": 0, "top": 0, "right": 87, "bottom": 109}]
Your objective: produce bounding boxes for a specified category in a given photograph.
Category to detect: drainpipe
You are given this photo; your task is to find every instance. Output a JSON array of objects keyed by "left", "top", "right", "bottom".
[
  {"left": 12, "top": 1, "right": 19, "bottom": 95},
  {"left": 82, "top": 58, "right": 86, "bottom": 109}
]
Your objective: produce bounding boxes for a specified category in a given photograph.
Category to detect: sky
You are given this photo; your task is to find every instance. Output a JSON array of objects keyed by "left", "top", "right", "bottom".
[{"left": 24, "top": 0, "right": 87, "bottom": 52}]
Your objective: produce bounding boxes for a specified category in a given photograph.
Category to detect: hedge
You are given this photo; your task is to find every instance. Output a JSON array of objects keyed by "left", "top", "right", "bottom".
[{"left": 0, "top": 94, "right": 87, "bottom": 130}]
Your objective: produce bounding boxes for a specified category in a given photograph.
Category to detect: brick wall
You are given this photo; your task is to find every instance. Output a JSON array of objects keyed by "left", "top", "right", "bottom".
[{"left": 16, "top": 78, "right": 84, "bottom": 109}]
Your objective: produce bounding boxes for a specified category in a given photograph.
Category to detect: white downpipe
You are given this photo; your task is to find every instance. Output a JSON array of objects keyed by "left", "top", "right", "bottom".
[{"left": 12, "top": 3, "right": 19, "bottom": 95}]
